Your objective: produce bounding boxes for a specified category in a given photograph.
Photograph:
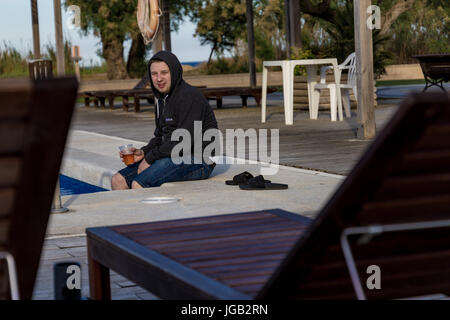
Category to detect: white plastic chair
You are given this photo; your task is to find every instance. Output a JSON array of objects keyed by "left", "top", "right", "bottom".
[{"left": 311, "top": 52, "right": 356, "bottom": 121}]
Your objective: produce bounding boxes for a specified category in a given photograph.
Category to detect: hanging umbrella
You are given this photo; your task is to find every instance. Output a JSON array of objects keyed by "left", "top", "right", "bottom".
[{"left": 137, "top": 0, "right": 161, "bottom": 44}]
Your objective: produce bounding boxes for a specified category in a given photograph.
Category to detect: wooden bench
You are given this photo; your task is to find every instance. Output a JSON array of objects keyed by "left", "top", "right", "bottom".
[
  {"left": 413, "top": 54, "right": 450, "bottom": 92},
  {"left": 81, "top": 75, "right": 152, "bottom": 112},
  {"left": 114, "top": 89, "right": 155, "bottom": 112},
  {"left": 82, "top": 84, "right": 277, "bottom": 112},
  {"left": 86, "top": 91, "right": 450, "bottom": 300},
  {"left": 0, "top": 77, "right": 78, "bottom": 299},
  {"left": 201, "top": 87, "right": 277, "bottom": 108},
  {"left": 81, "top": 90, "right": 117, "bottom": 109}
]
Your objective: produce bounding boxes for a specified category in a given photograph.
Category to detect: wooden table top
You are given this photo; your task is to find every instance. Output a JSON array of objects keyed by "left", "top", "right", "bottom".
[{"left": 87, "top": 209, "right": 311, "bottom": 299}]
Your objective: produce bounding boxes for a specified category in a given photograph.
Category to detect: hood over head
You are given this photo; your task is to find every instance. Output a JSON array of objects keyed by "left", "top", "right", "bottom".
[{"left": 148, "top": 50, "right": 183, "bottom": 99}]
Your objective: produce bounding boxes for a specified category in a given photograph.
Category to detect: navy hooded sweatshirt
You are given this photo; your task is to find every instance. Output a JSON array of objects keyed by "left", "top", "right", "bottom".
[{"left": 141, "top": 51, "right": 218, "bottom": 164}]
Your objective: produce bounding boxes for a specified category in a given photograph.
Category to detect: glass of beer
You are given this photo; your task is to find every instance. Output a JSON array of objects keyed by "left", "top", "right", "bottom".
[{"left": 119, "top": 144, "right": 135, "bottom": 166}]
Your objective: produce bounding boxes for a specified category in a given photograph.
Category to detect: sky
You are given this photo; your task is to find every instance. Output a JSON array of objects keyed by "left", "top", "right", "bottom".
[{"left": 0, "top": 1, "right": 212, "bottom": 66}]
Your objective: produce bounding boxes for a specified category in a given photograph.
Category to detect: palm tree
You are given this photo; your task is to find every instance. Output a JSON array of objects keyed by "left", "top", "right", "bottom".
[{"left": 322, "top": 1, "right": 393, "bottom": 77}]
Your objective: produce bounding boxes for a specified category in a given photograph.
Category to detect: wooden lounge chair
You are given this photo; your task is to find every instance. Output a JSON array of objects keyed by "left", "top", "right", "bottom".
[
  {"left": 0, "top": 77, "right": 78, "bottom": 299},
  {"left": 86, "top": 91, "right": 450, "bottom": 300}
]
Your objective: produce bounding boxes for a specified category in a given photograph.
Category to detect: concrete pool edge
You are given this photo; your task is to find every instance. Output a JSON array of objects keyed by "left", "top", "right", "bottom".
[
  {"left": 47, "top": 130, "right": 347, "bottom": 237},
  {"left": 61, "top": 130, "right": 345, "bottom": 191}
]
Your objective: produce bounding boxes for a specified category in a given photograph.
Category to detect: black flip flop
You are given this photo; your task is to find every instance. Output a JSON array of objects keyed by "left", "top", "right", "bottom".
[
  {"left": 225, "top": 171, "right": 271, "bottom": 185},
  {"left": 239, "top": 175, "right": 288, "bottom": 190}
]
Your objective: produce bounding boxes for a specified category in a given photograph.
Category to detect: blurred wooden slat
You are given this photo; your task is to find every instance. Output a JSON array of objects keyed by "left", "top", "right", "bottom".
[
  {"left": 0, "top": 218, "right": 11, "bottom": 246},
  {"left": 0, "top": 158, "right": 22, "bottom": 187},
  {"left": 0, "top": 124, "right": 27, "bottom": 154},
  {"left": 0, "top": 80, "right": 31, "bottom": 119},
  {"left": 374, "top": 173, "right": 450, "bottom": 200},
  {"left": 415, "top": 124, "right": 450, "bottom": 150},
  {"left": 0, "top": 188, "right": 15, "bottom": 217},
  {"left": 0, "top": 77, "right": 78, "bottom": 300},
  {"left": 393, "top": 149, "right": 450, "bottom": 175}
]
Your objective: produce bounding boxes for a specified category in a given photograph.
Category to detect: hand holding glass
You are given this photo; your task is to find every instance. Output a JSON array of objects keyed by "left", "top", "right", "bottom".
[{"left": 119, "top": 144, "right": 136, "bottom": 166}]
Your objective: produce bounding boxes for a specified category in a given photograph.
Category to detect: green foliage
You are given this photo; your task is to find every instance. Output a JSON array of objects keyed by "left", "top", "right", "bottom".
[
  {"left": 372, "top": 30, "right": 395, "bottom": 77},
  {"left": 302, "top": 0, "right": 448, "bottom": 70},
  {"left": 43, "top": 40, "right": 75, "bottom": 75},
  {"left": 375, "top": 79, "right": 426, "bottom": 86},
  {"left": 189, "top": 0, "right": 288, "bottom": 73},
  {"left": 79, "top": 63, "right": 108, "bottom": 75},
  {"left": 254, "top": 30, "right": 275, "bottom": 62},
  {"left": 65, "top": 0, "right": 142, "bottom": 79},
  {"left": 66, "top": 0, "right": 136, "bottom": 43},
  {"left": 196, "top": 55, "right": 250, "bottom": 75},
  {"left": 254, "top": 0, "right": 285, "bottom": 59},
  {"left": 0, "top": 41, "right": 100, "bottom": 78},
  {"left": 126, "top": 35, "right": 149, "bottom": 78},
  {"left": 322, "top": 1, "right": 354, "bottom": 63},
  {"left": 386, "top": 0, "right": 450, "bottom": 63},
  {"left": 4, "top": 0, "right": 443, "bottom": 79},
  {"left": 194, "top": 0, "right": 247, "bottom": 62},
  {"left": 290, "top": 48, "right": 315, "bottom": 76},
  {"left": 319, "top": 1, "right": 394, "bottom": 77},
  {"left": 0, "top": 43, "right": 29, "bottom": 77},
  {"left": 64, "top": 0, "right": 196, "bottom": 78},
  {"left": 169, "top": 0, "right": 204, "bottom": 32}
]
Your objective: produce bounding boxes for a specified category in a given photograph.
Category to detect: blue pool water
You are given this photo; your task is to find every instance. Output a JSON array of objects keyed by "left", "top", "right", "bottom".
[{"left": 59, "top": 175, "right": 107, "bottom": 196}]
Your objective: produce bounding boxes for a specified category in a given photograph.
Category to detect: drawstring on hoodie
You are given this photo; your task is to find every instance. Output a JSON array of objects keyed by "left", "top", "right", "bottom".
[
  {"left": 155, "top": 99, "right": 159, "bottom": 118},
  {"left": 156, "top": 94, "right": 169, "bottom": 119}
]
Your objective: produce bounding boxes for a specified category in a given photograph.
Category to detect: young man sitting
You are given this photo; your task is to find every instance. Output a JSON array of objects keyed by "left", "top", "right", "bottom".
[{"left": 111, "top": 51, "right": 218, "bottom": 190}]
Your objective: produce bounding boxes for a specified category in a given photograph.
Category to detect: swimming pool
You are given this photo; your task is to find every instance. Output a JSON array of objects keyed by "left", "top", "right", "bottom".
[{"left": 59, "top": 175, "right": 107, "bottom": 196}]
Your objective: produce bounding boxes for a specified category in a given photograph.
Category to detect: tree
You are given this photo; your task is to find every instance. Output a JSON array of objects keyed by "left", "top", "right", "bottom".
[
  {"left": 294, "top": 0, "right": 425, "bottom": 75},
  {"left": 193, "top": 0, "right": 247, "bottom": 64},
  {"left": 386, "top": 0, "right": 450, "bottom": 63},
  {"left": 321, "top": 1, "right": 394, "bottom": 76},
  {"left": 377, "top": 0, "right": 416, "bottom": 36},
  {"left": 182, "top": 0, "right": 289, "bottom": 66},
  {"left": 246, "top": 0, "right": 256, "bottom": 87},
  {"left": 298, "top": 0, "right": 416, "bottom": 35},
  {"left": 66, "top": 0, "right": 137, "bottom": 79},
  {"left": 126, "top": 32, "right": 148, "bottom": 78},
  {"left": 66, "top": 0, "right": 195, "bottom": 79},
  {"left": 254, "top": 0, "right": 286, "bottom": 59}
]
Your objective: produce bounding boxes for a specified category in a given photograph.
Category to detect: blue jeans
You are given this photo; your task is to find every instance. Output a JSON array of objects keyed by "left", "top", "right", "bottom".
[{"left": 118, "top": 157, "right": 215, "bottom": 188}]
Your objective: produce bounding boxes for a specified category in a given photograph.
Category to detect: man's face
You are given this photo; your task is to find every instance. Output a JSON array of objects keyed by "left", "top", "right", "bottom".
[{"left": 150, "top": 61, "right": 171, "bottom": 94}]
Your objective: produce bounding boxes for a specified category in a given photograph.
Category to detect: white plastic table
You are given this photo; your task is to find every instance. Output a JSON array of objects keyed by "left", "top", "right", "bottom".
[{"left": 261, "top": 58, "right": 341, "bottom": 125}]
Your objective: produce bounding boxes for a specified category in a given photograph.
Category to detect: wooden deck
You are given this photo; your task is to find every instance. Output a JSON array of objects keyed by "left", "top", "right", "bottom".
[
  {"left": 32, "top": 97, "right": 400, "bottom": 299},
  {"left": 71, "top": 97, "right": 399, "bottom": 175}
]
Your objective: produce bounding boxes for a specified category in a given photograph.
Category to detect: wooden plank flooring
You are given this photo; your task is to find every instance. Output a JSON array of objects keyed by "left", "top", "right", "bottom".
[{"left": 72, "top": 97, "right": 399, "bottom": 175}]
